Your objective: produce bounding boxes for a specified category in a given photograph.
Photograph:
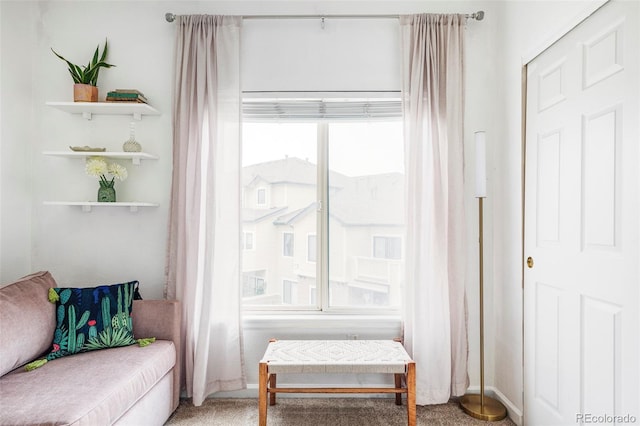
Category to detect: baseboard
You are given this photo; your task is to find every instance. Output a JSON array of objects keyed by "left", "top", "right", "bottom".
[{"left": 464, "top": 385, "right": 523, "bottom": 426}]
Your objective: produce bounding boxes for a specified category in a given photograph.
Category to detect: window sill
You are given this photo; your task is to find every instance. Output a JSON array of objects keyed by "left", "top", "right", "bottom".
[{"left": 242, "top": 312, "right": 402, "bottom": 333}]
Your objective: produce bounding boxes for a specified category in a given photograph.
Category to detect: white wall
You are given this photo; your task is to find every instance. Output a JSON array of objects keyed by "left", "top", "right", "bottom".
[
  {"left": 0, "top": 0, "right": 176, "bottom": 295},
  {"left": 241, "top": 17, "right": 400, "bottom": 91},
  {"left": 0, "top": 1, "right": 37, "bottom": 283}
]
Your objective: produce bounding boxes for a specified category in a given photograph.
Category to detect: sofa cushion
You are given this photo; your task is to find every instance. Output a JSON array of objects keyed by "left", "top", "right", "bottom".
[
  {"left": 45, "top": 281, "right": 138, "bottom": 362},
  {"left": 0, "top": 340, "right": 176, "bottom": 425},
  {"left": 0, "top": 271, "right": 57, "bottom": 377}
]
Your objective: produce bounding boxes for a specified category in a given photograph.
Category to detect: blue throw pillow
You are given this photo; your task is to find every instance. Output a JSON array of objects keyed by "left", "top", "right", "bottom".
[{"left": 45, "top": 281, "right": 138, "bottom": 360}]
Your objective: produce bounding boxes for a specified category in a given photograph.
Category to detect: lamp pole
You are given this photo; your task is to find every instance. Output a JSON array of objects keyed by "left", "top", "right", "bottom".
[{"left": 459, "top": 132, "right": 507, "bottom": 421}]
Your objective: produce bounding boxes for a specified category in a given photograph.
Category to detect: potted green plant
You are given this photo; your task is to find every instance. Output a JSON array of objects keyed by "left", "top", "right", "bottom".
[{"left": 51, "top": 39, "right": 115, "bottom": 102}]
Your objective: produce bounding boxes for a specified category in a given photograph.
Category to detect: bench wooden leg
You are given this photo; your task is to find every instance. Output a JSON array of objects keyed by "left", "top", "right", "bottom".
[
  {"left": 406, "top": 361, "right": 416, "bottom": 426},
  {"left": 269, "top": 373, "right": 277, "bottom": 406},
  {"left": 259, "top": 362, "right": 268, "bottom": 426},
  {"left": 394, "top": 373, "right": 402, "bottom": 405}
]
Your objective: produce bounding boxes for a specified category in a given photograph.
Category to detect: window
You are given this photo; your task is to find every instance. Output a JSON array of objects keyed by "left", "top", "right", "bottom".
[
  {"left": 282, "top": 279, "right": 297, "bottom": 304},
  {"left": 256, "top": 188, "right": 266, "bottom": 205},
  {"left": 243, "top": 274, "right": 266, "bottom": 297},
  {"left": 307, "top": 234, "right": 317, "bottom": 263},
  {"left": 243, "top": 231, "right": 254, "bottom": 250},
  {"left": 283, "top": 232, "right": 294, "bottom": 257},
  {"left": 373, "top": 236, "right": 402, "bottom": 260},
  {"left": 242, "top": 98, "right": 404, "bottom": 312},
  {"left": 309, "top": 284, "right": 317, "bottom": 305}
]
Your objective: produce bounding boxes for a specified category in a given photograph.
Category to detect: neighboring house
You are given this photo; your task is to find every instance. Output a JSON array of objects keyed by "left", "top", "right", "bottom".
[{"left": 242, "top": 157, "right": 404, "bottom": 307}]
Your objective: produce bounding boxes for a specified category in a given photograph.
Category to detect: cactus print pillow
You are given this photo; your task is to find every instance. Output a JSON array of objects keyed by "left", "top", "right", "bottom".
[{"left": 45, "top": 281, "right": 138, "bottom": 361}]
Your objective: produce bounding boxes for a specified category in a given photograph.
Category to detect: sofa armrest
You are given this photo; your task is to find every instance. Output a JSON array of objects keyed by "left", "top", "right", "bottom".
[
  {"left": 132, "top": 300, "right": 180, "bottom": 343},
  {"left": 132, "top": 300, "right": 181, "bottom": 411}
]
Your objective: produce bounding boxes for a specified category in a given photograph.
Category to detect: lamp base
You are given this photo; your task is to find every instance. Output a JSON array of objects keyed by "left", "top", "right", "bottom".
[{"left": 459, "top": 394, "right": 507, "bottom": 421}]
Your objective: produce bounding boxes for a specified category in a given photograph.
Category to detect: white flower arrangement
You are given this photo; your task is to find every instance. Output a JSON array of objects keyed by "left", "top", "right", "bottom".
[{"left": 85, "top": 157, "right": 127, "bottom": 186}]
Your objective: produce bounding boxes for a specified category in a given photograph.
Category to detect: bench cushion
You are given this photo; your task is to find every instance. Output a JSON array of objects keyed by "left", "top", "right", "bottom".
[{"left": 261, "top": 340, "right": 413, "bottom": 374}]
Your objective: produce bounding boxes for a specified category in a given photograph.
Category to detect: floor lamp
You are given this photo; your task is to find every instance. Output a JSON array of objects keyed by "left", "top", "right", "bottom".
[{"left": 460, "top": 131, "right": 507, "bottom": 421}]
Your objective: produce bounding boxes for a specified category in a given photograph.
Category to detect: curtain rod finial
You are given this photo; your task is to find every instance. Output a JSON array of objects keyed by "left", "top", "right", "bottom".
[
  {"left": 165, "top": 12, "right": 176, "bottom": 23},
  {"left": 474, "top": 11, "right": 485, "bottom": 21}
]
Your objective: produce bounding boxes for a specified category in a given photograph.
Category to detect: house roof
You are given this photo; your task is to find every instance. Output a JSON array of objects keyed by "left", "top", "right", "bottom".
[
  {"left": 243, "top": 157, "right": 349, "bottom": 188},
  {"left": 253, "top": 174, "right": 404, "bottom": 227},
  {"left": 273, "top": 202, "right": 318, "bottom": 226},
  {"left": 242, "top": 157, "right": 404, "bottom": 227},
  {"left": 243, "top": 206, "right": 288, "bottom": 223}
]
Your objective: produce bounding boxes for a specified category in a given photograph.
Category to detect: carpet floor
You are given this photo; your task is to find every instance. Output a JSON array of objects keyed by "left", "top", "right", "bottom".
[{"left": 165, "top": 397, "right": 516, "bottom": 425}]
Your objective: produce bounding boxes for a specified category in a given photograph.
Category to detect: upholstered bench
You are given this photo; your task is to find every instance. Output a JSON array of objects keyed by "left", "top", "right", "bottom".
[{"left": 258, "top": 339, "right": 416, "bottom": 426}]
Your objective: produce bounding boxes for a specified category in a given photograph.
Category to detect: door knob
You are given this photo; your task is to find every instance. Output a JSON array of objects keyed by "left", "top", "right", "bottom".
[{"left": 526, "top": 257, "right": 534, "bottom": 268}]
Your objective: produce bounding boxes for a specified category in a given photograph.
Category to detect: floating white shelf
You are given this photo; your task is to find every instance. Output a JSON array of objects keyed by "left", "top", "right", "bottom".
[
  {"left": 46, "top": 101, "right": 160, "bottom": 121},
  {"left": 43, "top": 151, "right": 158, "bottom": 165},
  {"left": 44, "top": 101, "right": 161, "bottom": 210},
  {"left": 43, "top": 201, "right": 159, "bottom": 213}
]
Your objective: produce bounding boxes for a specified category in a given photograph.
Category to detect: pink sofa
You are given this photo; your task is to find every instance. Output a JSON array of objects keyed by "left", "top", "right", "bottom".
[{"left": 0, "top": 271, "right": 181, "bottom": 425}]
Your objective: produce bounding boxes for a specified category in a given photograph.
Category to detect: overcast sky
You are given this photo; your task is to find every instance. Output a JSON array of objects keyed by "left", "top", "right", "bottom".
[{"left": 242, "top": 121, "right": 404, "bottom": 177}]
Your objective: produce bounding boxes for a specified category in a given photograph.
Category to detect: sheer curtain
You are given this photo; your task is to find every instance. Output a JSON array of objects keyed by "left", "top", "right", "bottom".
[
  {"left": 400, "top": 13, "right": 469, "bottom": 405},
  {"left": 165, "top": 15, "right": 246, "bottom": 406}
]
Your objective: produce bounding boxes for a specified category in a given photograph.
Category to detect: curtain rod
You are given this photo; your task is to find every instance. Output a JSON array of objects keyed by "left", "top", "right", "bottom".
[{"left": 164, "top": 11, "right": 485, "bottom": 23}]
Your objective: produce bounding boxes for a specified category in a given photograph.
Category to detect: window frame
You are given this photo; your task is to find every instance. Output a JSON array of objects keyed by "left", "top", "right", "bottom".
[{"left": 242, "top": 94, "right": 403, "bottom": 315}]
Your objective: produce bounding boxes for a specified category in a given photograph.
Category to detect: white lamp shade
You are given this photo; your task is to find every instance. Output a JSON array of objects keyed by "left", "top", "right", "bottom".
[{"left": 475, "top": 131, "right": 487, "bottom": 198}]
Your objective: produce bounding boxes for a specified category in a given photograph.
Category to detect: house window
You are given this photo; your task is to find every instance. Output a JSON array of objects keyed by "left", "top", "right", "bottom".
[
  {"left": 243, "top": 274, "right": 266, "bottom": 297},
  {"left": 283, "top": 232, "right": 294, "bottom": 257},
  {"left": 307, "top": 234, "right": 317, "bottom": 263},
  {"left": 257, "top": 188, "right": 266, "bottom": 205},
  {"left": 373, "top": 236, "right": 402, "bottom": 260},
  {"left": 241, "top": 98, "right": 404, "bottom": 312},
  {"left": 309, "top": 285, "right": 317, "bottom": 305},
  {"left": 243, "top": 232, "right": 254, "bottom": 250},
  {"left": 282, "top": 279, "right": 297, "bottom": 304}
]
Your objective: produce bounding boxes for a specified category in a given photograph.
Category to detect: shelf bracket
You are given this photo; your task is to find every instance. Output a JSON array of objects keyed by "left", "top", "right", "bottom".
[
  {"left": 82, "top": 112, "right": 93, "bottom": 120},
  {"left": 82, "top": 205, "right": 92, "bottom": 213},
  {"left": 129, "top": 205, "right": 139, "bottom": 213},
  {"left": 132, "top": 112, "right": 142, "bottom": 121}
]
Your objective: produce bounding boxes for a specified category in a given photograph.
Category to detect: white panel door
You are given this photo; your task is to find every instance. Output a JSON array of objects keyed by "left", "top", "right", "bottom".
[{"left": 524, "top": 1, "right": 639, "bottom": 425}]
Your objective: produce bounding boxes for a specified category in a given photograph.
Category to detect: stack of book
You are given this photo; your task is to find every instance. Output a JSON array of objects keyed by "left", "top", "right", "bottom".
[{"left": 106, "top": 89, "right": 148, "bottom": 103}]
